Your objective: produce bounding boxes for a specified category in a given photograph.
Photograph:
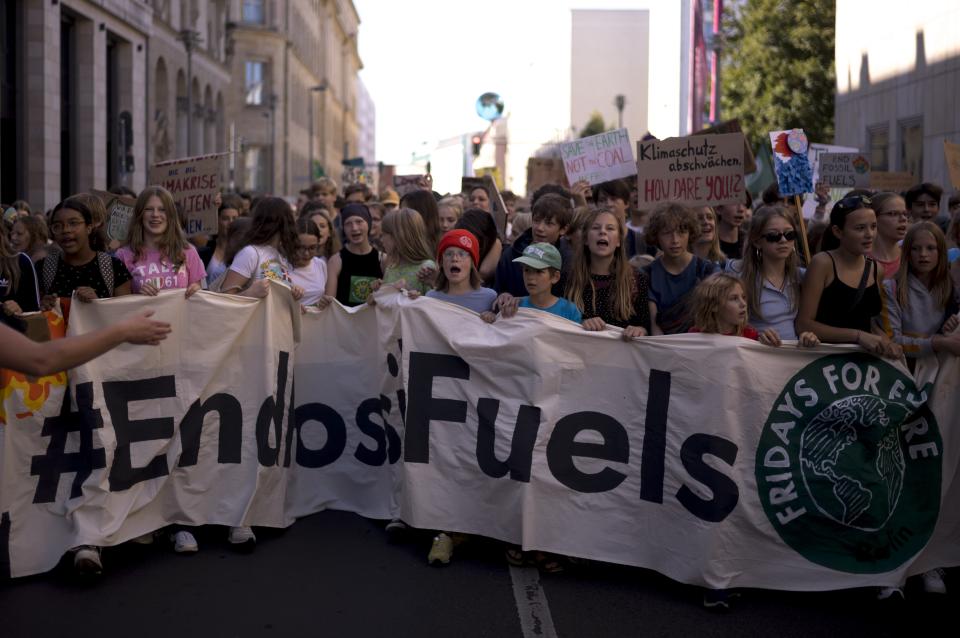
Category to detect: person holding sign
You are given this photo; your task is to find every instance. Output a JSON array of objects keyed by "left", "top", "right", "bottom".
[
  {"left": 116, "top": 186, "right": 206, "bottom": 299},
  {"left": 796, "top": 196, "right": 901, "bottom": 358},
  {"left": 868, "top": 192, "right": 908, "bottom": 280}
]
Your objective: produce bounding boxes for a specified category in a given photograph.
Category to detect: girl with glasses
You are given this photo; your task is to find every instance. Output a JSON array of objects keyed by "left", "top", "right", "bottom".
[
  {"left": 724, "top": 206, "right": 819, "bottom": 345},
  {"left": 868, "top": 192, "right": 909, "bottom": 279},
  {"left": 290, "top": 216, "right": 328, "bottom": 307}
]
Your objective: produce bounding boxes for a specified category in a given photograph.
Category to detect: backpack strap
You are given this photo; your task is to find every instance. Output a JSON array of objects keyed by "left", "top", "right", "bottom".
[
  {"left": 40, "top": 254, "right": 60, "bottom": 295},
  {"left": 96, "top": 252, "right": 115, "bottom": 297}
]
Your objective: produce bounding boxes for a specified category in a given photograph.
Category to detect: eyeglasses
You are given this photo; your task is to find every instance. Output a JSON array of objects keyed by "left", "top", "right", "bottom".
[
  {"left": 50, "top": 219, "right": 87, "bottom": 234},
  {"left": 877, "top": 210, "right": 909, "bottom": 219},
  {"left": 762, "top": 230, "right": 797, "bottom": 243},
  {"left": 296, "top": 244, "right": 319, "bottom": 253}
]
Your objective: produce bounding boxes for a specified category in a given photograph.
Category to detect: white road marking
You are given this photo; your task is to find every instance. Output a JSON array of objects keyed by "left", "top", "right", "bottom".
[{"left": 509, "top": 564, "right": 559, "bottom": 638}]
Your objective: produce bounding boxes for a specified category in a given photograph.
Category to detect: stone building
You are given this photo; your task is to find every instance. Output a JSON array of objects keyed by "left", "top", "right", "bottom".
[{"left": 0, "top": 0, "right": 365, "bottom": 211}]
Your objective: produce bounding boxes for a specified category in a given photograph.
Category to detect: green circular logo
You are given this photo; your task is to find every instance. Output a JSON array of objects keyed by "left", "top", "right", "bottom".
[{"left": 756, "top": 353, "right": 941, "bottom": 573}]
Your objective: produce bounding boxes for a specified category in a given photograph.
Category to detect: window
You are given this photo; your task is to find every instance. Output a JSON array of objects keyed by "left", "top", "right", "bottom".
[
  {"left": 899, "top": 119, "right": 923, "bottom": 179},
  {"left": 242, "top": 0, "right": 265, "bottom": 25},
  {"left": 245, "top": 61, "right": 264, "bottom": 105},
  {"left": 868, "top": 125, "right": 889, "bottom": 172},
  {"left": 244, "top": 146, "right": 267, "bottom": 192}
]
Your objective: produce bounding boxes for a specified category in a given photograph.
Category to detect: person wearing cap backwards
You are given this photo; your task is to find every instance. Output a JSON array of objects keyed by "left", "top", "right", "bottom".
[
  {"left": 323, "top": 203, "right": 383, "bottom": 307},
  {"left": 508, "top": 243, "right": 582, "bottom": 322}
]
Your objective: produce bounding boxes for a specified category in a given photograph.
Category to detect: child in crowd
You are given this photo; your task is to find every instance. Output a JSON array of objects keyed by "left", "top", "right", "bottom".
[
  {"left": 423, "top": 229, "right": 497, "bottom": 323},
  {"left": 592, "top": 179, "right": 631, "bottom": 223},
  {"left": 379, "top": 208, "right": 437, "bottom": 295},
  {"left": 368, "top": 201, "right": 385, "bottom": 252},
  {"left": 868, "top": 192, "right": 908, "bottom": 279},
  {"left": 467, "top": 185, "right": 491, "bottom": 212},
  {"left": 689, "top": 273, "right": 798, "bottom": 346},
  {"left": 645, "top": 203, "right": 718, "bottom": 335},
  {"left": 400, "top": 189, "right": 442, "bottom": 248},
  {"left": 304, "top": 204, "right": 339, "bottom": 260},
  {"left": 508, "top": 212, "right": 531, "bottom": 243},
  {"left": 495, "top": 193, "right": 572, "bottom": 299},
  {"left": 726, "top": 206, "right": 818, "bottom": 344},
  {"left": 200, "top": 195, "right": 243, "bottom": 282},
  {"left": 116, "top": 186, "right": 205, "bottom": 299},
  {"left": 9, "top": 215, "right": 49, "bottom": 263},
  {"left": 905, "top": 182, "right": 943, "bottom": 225},
  {"left": 206, "top": 217, "right": 252, "bottom": 292},
  {"left": 693, "top": 206, "right": 727, "bottom": 266},
  {"left": 715, "top": 196, "right": 748, "bottom": 259},
  {"left": 291, "top": 216, "right": 329, "bottom": 306},
  {"left": 325, "top": 203, "right": 382, "bottom": 306},
  {"left": 221, "top": 197, "right": 304, "bottom": 303},
  {"left": 565, "top": 208, "right": 650, "bottom": 337},
  {"left": 505, "top": 243, "right": 581, "bottom": 321},
  {"left": 796, "top": 195, "right": 901, "bottom": 358},
  {"left": 1, "top": 228, "right": 40, "bottom": 332},
  {"left": 438, "top": 196, "right": 463, "bottom": 234},
  {"left": 455, "top": 208, "right": 502, "bottom": 285}
]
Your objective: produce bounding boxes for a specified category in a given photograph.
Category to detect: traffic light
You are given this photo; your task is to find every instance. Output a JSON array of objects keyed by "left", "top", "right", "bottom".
[{"left": 471, "top": 134, "right": 482, "bottom": 157}]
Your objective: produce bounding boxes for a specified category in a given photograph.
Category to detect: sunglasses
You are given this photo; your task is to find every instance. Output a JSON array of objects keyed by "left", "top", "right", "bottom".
[
  {"left": 835, "top": 194, "right": 872, "bottom": 210},
  {"left": 762, "top": 230, "right": 797, "bottom": 243}
]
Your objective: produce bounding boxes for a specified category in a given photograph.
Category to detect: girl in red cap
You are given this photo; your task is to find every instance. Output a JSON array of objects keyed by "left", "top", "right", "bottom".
[{"left": 419, "top": 229, "right": 497, "bottom": 322}]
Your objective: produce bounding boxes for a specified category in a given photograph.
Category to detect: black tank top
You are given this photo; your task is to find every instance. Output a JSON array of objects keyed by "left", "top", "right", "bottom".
[
  {"left": 336, "top": 247, "right": 382, "bottom": 306},
  {"left": 814, "top": 253, "right": 881, "bottom": 332}
]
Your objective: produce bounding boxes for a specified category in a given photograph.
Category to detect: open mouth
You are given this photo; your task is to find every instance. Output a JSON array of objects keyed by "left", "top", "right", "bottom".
[
  {"left": 596, "top": 239, "right": 609, "bottom": 248},
  {"left": 449, "top": 265, "right": 462, "bottom": 275}
]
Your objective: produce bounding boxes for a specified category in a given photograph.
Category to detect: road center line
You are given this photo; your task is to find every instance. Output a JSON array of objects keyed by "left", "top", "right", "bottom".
[{"left": 509, "top": 564, "right": 559, "bottom": 638}]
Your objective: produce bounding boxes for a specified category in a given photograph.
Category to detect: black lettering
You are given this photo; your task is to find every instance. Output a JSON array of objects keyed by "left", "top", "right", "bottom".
[
  {"left": 640, "top": 370, "right": 671, "bottom": 503},
  {"left": 476, "top": 398, "right": 540, "bottom": 482},
  {"left": 546, "top": 411, "right": 628, "bottom": 493},
  {"left": 355, "top": 398, "right": 387, "bottom": 466},
  {"left": 404, "top": 352, "right": 469, "bottom": 463},
  {"left": 256, "top": 351, "right": 290, "bottom": 467},
  {"left": 676, "top": 433, "right": 739, "bottom": 522},
  {"left": 105, "top": 376, "right": 176, "bottom": 492},
  {"left": 294, "top": 403, "right": 346, "bottom": 468},
  {"left": 178, "top": 393, "right": 243, "bottom": 467}
]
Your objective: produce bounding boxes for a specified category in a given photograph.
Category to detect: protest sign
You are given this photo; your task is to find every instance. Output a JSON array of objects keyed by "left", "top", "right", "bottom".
[
  {"left": 818, "top": 152, "right": 871, "bottom": 189},
  {"left": 474, "top": 166, "right": 504, "bottom": 190},
  {"left": 769, "top": 129, "right": 813, "bottom": 196},
  {"left": 89, "top": 190, "right": 137, "bottom": 243},
  {"left": 690, "top": 119, "right": 757, "bottom": 174},
  {"left": 148, "top": 153, "right": 225, "bottom": 236},
  {"left": 944, "top": 140, "right": 960, "bottom": 189},
  {"left": 5, "top": 289, "right": 960, "bottom": 588},
  {"left": 393, "top": 174, "right": 429, "bottom": 197},
  {"left": 871, "top": 171, "right": 916, "bottom": 194},
  {"left": 560, "top": 128, "right": 636, "bottom": 186},
  {"left": 525, "top": 157, "right": 569, "bottom": 194},
  {"left": 636, "top": 133, "right": 745, "bottom": 206},
  {"left": 807, "top": 143, "right": 858, "bottom": 185},
  {"left": 462, "top": 175, "right": 508, "bottom": 240}
]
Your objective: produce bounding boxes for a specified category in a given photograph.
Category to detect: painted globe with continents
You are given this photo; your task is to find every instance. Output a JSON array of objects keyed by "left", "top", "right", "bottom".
[{"left": 798, "top": 395, "right": 907, "bottom": 532}]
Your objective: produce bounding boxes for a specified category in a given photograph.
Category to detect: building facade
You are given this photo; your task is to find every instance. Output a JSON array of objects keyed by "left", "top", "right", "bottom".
[
  {"left": 834, "top": 0, "right": 960, "bottom": 196},
  {"left": 0, "top": 0, "right": 366, "bottom": 211}
]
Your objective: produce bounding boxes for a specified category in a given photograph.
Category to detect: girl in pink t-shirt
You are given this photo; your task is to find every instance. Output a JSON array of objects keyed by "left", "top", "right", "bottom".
[{"left": 117, "top": 186, "right": 205, "bottom": 297}]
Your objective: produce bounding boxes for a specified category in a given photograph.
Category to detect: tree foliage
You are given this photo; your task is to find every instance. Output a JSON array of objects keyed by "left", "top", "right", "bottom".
[
  {"left": 578, "top": 111, "right": 608, "bottom": 138},
  {"left": 721, "top": 0, "right": 835, "bottom": 150}
]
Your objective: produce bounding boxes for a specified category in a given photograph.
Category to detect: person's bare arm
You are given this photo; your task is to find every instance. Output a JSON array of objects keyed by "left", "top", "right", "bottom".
[
  {"left": 324, "top": 253, "right": 342, "bottom": 298},
  {"left": 0, "top": 310, "right": 171, "bottom": 377}
]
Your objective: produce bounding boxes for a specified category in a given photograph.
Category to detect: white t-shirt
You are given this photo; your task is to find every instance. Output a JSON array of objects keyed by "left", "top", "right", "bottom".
[
  {"left": 290, "top": 257, "right": 328, "bottom": 306},
  {"left": 229, "top": 245, "right": 294, "bottom": 285}
]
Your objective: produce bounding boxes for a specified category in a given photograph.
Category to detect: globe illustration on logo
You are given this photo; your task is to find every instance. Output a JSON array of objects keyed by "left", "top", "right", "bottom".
[{"left": 799, "top": 395, "right": 907, "bottom": 532}]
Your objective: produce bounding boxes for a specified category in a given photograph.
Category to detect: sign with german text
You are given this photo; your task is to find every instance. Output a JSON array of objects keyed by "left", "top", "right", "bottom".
[
  {"left": 636, "top": 133, "right": 745, "bottom": 206},
  {"left": 149, "top": 153, "right": 225, "bottom": 236},
  {"left": 690, "top": 119, "right": 757, "bottom": 174},
  {"left": 871, "top": 171, "right": 916, "bottom": 194},
  {"left": 560, "top": 128, "right": 636, "bottom": 186},
  {"left": 818, "top": 152, "right": 871, "bottom": 189}
]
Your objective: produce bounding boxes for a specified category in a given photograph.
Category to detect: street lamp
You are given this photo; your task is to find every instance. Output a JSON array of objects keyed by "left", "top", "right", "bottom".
[
  {"left": 308, "top": 82, "right": 328, "bottom": 184},
  {"left": 178, "top": 29, "right": 202, "bottom": 154},
  {"left": 614, "top": 94, "right": 626, "bottom": 129}
]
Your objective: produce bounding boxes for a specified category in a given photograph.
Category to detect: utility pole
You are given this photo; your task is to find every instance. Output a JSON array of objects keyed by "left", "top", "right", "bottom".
[
  {"left": 614, "top": 94, "right": 626, "bottom": 129},
  {"left": 178, "top": 29, "right": 202, "bottom": 155}
]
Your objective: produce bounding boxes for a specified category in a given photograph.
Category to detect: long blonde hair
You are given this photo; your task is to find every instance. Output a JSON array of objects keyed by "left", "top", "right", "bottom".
[
  {"left": 381, "top": 207, "right": 434, "bottom": 265},
  {"left": 692, "top": 273, "right": 746, "bottom": 335},
  {"left": 740, "top": 206, "right": 802, "bottom": 320},
  {"left": 126, "top": 186, "right": 189, "bottom": 266},
  {"left": 695, "top": 206, "right": 725, "bottom": 262},
  {"left": 0, "top": 228, "right": 21, "bottom": 293},
  {"left": 565, "top": 208, "right": 636, "bottom": 323},
  {"left": 309, "top": 208, "right": 340, "bottom": 259},
  {"left": 897, "top": 222, "right": 953, "bottom": 311}
]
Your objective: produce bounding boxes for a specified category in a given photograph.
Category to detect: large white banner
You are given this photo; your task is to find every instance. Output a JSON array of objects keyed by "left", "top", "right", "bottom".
[{"left": 1, "top": 287, "right": 958, "bottom": 591}]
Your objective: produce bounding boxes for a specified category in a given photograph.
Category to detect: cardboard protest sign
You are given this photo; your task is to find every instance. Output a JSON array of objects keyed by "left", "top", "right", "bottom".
[
  {"left": 560, "top": 128, "right": 636, "bottom": 186},
  {"left": 525, "top": 157, "right": 568, "bottom": 194},
  {"left": 475, "top": 166, "right": 504, "bottom": 190},
  {"left": 871, "top": 171, "right": 916, "bottom": 194},
  {"left": 635, "top": 133, "right": 745, "bottom": 206},
  {"left": 89, "top": 190, "right": 136, "bottom": 242},
  {"left": 769, "top": 129, "right": 813, "bottom": 196},
  {"left": 818, "top": 152, "right": 871, "bottom": 189},
  {"left": 807, "top": 143, "right": 858, "bottom": 185},
  {"left": 690, "top": 119, "right": 757, "bottom": 174},
  {"left": 944, "top": 140, "right": 960, "bottom": 189},
  {"left": 462, "top": 175, "right": 508, "bottom": 240},
  {"left": 393, "top": 174, "right": 429, "bottom": 197},
  {"left": 148, "top": 153, "right": 225, "bottom": 236}
]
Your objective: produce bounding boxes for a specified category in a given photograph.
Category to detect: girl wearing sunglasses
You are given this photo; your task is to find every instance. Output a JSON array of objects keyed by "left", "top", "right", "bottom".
[{"left": 725, "top": 206, "right": 819, "bottom": 345}]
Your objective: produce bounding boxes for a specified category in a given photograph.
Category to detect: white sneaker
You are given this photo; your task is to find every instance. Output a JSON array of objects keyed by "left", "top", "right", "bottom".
[
  {"left": 73, "top": 546, "right": 102, "bottom": 575},
  {"left": 171, "top": 530, "right": 199, "bottom": 554},
  {"left": 876, "top": 586, "right": 904, "bottom": 601},
  {"left": 228, "top": 526, "right": 256, "bottom": 546},
  {"left": 922, "top": 568, "right": 947, "bottom": 594}
]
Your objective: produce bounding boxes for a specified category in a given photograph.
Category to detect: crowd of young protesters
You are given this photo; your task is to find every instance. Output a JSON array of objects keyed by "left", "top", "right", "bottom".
[{"left": 3, "top": 172, "right": 959, "bottom": 607}]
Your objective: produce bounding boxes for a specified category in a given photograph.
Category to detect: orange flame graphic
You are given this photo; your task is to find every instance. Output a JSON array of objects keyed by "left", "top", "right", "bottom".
[{"left": 0, "top": 310, "right": 69, "bottom": 424}]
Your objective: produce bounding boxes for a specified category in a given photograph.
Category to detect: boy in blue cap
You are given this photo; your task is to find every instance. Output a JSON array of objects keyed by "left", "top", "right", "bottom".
[{"left": 511, "top": 242, "right": 582, "bottom": 322}]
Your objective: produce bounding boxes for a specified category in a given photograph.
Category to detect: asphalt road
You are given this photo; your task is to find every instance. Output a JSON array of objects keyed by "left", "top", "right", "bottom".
[{"left": 0, "top": 509, "right": 954, "bottom": 638}]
